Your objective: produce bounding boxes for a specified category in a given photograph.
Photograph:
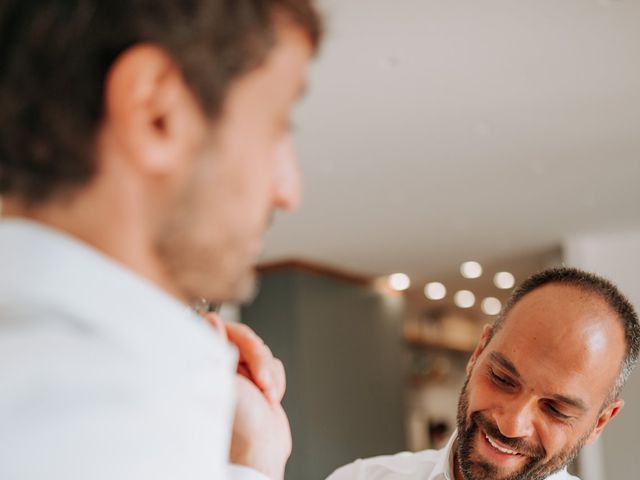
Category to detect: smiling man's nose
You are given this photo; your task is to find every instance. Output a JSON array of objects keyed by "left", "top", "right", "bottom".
[
  {"left": 493, "top": 397, "right": 536, "bottom": 439},
  {"left": 273, "top": 136, "right": 302, "bottom": 211}
]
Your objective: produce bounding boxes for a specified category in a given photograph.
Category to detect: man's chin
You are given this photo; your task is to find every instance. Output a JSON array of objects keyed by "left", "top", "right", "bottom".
[
  {"left": 231, "top": 271, "right": 259, "bottom": 304},
  {"left": 185, "top": 266, "right": 258, "bottom": 307}
]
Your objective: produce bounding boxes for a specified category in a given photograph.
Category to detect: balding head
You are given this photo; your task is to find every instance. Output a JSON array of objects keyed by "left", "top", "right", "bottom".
[{"left": 490, "top": 267, "right": 639, "bottom": 402}]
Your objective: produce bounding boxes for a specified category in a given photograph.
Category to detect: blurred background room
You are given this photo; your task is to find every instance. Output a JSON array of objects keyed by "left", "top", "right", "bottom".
[{"left": 234, "top": 1, "right": 640, "bottom": 479}]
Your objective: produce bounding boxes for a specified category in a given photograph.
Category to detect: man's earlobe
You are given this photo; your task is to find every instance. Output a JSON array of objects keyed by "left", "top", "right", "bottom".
[
  {"left": 585, "top": 399, "right": 624, "bottom": 445},
  {"left": 466, "top": 324, "right": 492, "bottom": 375}
]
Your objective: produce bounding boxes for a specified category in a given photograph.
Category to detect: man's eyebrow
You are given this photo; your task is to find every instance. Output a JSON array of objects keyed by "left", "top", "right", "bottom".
[
  {"left": 548, "top": 393, "right": 588, "bottom": 412},
  {"left": 489, "top": 352, "right": 521, "bottom": 378}
]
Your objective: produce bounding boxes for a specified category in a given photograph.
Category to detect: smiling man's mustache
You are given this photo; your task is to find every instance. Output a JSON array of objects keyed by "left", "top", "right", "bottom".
[{"left": 473, "top": 412, "right": 546, "bottom": 459}]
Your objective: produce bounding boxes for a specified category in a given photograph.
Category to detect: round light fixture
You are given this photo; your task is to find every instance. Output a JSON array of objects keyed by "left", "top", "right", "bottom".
[
  {"left": 494, "top": 271, "right": 515, "bottom": 290},
  {"left": 425, "top": 282, "right": 447, "bottom": 300},
  {"left": 388, "top": 273, "right": 411, "bottom": 291},
  {"left": 454, "top": 290, "right": 476, "bottom": 308},
  {"left": 461, "top": 261, "right": 483, "bottom": 279},
  {"left": 482, "top": 297, "right": 502, "bottom": 316}
]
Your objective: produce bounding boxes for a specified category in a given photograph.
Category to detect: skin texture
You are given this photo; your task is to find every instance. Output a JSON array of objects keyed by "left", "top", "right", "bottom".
[{"left": 454, "top": 284, "right": 626, "bottom": 480}]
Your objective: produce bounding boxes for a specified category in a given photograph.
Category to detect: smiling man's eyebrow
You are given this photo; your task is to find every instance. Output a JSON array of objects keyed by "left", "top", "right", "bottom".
[
  {"left": 548, "top": 393, "right": 588, "bottom": 412},
  {"left": 489, "top": 352, "right": 521, "bottom": 378}
]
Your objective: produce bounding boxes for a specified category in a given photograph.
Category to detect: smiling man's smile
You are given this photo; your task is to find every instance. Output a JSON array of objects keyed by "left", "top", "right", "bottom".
[{"left": 484, "top": 432, "right": 523, "bottom": 457}]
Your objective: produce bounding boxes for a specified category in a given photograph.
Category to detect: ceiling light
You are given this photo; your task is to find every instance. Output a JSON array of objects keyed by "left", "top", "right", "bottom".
[
  {"left": 454, "top": 290, "right": 476, "bottom": 308},
  {"left": 482, "top": 297, "right": 502, "bottom": 316},
  {"left": 494, "top": 272, "right": 515, "bottom": 290},
  {"left": 388, "top": 273, "right": 411, "bottom": 291},
  {"left": 461, "top": 261, "right": 483, "bottom": 279},
  {"left": 425, "top": 282, "right": 446, "bottom": 300}
]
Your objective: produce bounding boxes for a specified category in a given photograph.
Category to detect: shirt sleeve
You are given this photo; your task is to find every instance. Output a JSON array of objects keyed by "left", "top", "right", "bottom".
[{"left": 228, "top": 465, "right": 272, "bottom": 480}]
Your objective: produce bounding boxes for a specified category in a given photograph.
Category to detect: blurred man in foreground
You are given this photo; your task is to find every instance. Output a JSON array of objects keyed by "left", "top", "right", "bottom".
[
  {"left": 325, "top": 268, "right": 639, "bottom": 480},
  {"left": 0, "top": 1, "right": 321, "bottom": 479}
]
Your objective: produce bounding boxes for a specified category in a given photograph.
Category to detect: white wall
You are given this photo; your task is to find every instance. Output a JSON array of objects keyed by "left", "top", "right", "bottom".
[{"left": 563, "top": 230, "right": 640, "bottom": 480}]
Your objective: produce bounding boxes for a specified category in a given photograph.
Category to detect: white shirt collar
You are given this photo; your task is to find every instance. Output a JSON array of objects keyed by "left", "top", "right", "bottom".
[{"left": 429, "top": 430, "right": 458, "bottom": 480}]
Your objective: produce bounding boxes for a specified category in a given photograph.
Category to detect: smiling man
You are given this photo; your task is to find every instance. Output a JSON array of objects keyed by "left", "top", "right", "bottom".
[{"left": 327, "top": 267, "right": 640, "bottom": 480}]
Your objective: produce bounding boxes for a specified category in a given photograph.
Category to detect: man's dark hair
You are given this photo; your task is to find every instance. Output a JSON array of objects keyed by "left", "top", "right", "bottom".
[
  {"left": 491, "top": 267, "right": 640, "bottom": 402},
  {"left": 0, "top": 0, "right": 322, "bottom": 205}
]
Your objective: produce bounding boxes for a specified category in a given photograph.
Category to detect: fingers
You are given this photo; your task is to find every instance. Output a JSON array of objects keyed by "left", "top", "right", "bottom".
[{"left": 223, "top": 322, "right": 286, "bottom": 404}]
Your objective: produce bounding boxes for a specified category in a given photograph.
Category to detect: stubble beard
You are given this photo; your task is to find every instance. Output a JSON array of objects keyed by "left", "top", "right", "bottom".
[
  {"left": 153, "top": 158, "right": 258, "bottom": 305},
  {"left": 154, "top": 215, "right": 258, "bottom": 304},
  {"left": 455, "top": 379, "right": 588, "bottom": 480}
]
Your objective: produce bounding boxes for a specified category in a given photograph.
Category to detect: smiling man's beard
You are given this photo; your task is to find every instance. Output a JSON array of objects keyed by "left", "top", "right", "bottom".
[{"left": 455, "top": 379, "right": 589, "bottom": 480}]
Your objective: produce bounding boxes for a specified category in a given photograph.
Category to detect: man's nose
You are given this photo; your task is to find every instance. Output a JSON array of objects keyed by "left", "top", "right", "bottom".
[
  {"left": 273, "top": 136, "right": 302, "bottom": 211},
  {"left": 492, "top": 396, "right": 536, "bottom": 439}
]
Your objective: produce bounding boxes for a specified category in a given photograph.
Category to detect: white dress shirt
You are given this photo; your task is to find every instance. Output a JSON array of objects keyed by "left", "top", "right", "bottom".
[
  {"left": 327, "top": 431, "right": 579, "bottom": 480},
  {"left": 0, "top": 219, "right": 267, "bottom": 480}
]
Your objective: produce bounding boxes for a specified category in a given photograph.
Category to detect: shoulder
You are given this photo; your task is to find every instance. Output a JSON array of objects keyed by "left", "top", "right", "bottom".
[
  {"left": 0, "top": 309, "right": 235, "bottom": 478},
  {"left": 326, "top": 449, "right": 442, "bottom": 480}
]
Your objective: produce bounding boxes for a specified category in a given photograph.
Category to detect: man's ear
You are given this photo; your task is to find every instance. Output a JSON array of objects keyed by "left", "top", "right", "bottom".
[
  {"left": 466, "top": 324, "right": 493, "bottom": 376},
  {"left": 102, "top": 44, "right": 207, "bottom": 176},
  {"left": 584, "top": 399, "right": 624, "bottom": 445}
]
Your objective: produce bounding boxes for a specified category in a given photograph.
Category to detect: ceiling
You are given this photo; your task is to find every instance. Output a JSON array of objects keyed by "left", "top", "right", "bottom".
[{"left": 262, "top": 0, "right": 640, "bottom": 286}]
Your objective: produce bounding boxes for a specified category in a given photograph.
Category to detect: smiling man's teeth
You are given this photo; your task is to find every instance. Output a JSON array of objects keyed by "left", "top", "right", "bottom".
[{"left": 485, "top": 434, "right": 519, "bottom": 455}]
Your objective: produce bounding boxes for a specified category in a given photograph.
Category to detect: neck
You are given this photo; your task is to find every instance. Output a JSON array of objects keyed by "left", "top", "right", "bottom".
[{"left": 2, "top": 189, "right": 184, "bottom": 304}]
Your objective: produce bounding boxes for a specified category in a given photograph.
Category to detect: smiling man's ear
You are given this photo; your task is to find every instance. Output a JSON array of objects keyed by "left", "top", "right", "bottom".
[
  {"left": 102, "top": 44, "right": 208, "bottom": 176},
  {"left": 585, "top": 399, "right": 624, "bottom": 445},
  {"left": 466, "top": 324, "right": 493, "bottom": 376}
]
